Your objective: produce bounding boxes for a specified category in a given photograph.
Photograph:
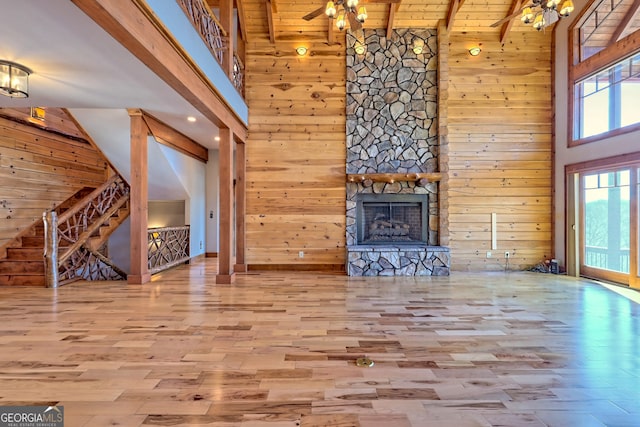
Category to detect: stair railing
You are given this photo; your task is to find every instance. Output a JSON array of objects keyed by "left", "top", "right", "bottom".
[{"left": 43, "top": 174, "right": 129, "bottom": 287}]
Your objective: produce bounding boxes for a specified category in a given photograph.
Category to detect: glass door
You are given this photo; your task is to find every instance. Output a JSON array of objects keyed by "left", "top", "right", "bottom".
[{"left": 580, "top": 168, "right": 639, "bottom": 285}]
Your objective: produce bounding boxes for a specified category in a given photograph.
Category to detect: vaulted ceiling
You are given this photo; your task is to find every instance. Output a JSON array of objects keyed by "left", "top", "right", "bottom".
[
  {"left": 220, "top": 0, "right": 640, "bottom": 47},
  {"left": 234, "top": 0, "right": 555, "bottom": 45}
]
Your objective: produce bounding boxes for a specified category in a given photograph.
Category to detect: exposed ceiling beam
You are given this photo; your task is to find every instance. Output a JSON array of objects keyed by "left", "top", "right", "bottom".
[
  {"left": 446, "top": 0, "right": 466, "bottom": 32},
  {"left": 266, "top": 0, "right": 276, "bottom": 44},
  {"left": 386, "top": 1, "right": 401, "bottom": 39},
  {"left": 142, "top": 111, "right": 209, "bottom": 163},
  {"left": 235, "top": 0, "right": 248, "bottom": 44},
  {"left": 608, "top": 0, "right": 640, "bottom": 46},
  {"left": 500, "top": 0, "right": 523, "bottom": 44}
]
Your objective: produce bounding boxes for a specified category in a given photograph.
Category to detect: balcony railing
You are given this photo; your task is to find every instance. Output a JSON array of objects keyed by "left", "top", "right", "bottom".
[
  {"left": 233, "top": 53, "right": 244, "bottom": 96},
  {"left": 176, "top": 0, "right": 244, "bottom": 94},
  {"left": 148, "top": 226, "right": 190, "bottom": 275},
  {"left": 584, "top": 245, "right": 630, "bottom": 273}
]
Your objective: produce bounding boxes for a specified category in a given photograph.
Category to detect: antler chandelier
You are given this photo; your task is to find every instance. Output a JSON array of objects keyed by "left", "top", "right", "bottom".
[
  {"left": 522, "top": 0, "right": 575, "bottom": 30},
  {"left": 324, "top": 0, "right": 367, "bottom": 31}
]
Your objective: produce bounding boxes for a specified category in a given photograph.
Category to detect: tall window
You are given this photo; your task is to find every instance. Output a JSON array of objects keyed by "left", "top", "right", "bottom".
[
  {"left": 575, "top": 52, "right": 640, "bottom": 139},
  {"left": 569, "top": 0, "right": 640, "bottom": 144}
]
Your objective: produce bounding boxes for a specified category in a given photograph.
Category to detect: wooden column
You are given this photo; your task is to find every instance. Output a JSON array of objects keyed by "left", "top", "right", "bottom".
[
  {"left": 219, "top": 0, "right": 234, "bottom": 78},
  {"left": 217, "top": 127, "right": 235, "bottom": 284},
  {"left": 234, "top": 141, "right": 246, "bottom": 272},
  {"left": 128, "top": 110, "right": 151, "bottom": 285},
  {"left": 437, "top": 19, "right": 450, "bottom": 248}
]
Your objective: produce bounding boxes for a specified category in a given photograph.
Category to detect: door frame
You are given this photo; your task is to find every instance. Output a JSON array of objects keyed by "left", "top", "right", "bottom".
[{"left": 565, "top": 151, "right": 640, "bottom": 289}]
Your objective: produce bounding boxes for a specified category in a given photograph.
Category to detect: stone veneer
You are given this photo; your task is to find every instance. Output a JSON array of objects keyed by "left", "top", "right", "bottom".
[
  {"left": 346, "top": 29, "right": 438, "bottom": 175},
  {"left": 347, "top": 245, "right": 450, "bottom": 276},
  {"left": 345, "top": 29, "right": 449, "bottom": 276}
]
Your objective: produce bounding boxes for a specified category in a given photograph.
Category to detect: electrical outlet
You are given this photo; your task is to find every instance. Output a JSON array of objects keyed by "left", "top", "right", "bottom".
[
  {"left": 505, "top": 251, "right": 510, "bottom": 258},
  {"left": 486, "top": 251, "right": 492, "bottom": 258},
  {"left": 298, "top": 251, "right": 304, "bottom": 258}
]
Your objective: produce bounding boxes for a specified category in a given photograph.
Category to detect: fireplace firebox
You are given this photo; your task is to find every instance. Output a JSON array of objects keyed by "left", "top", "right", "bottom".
[{"left": 356, "top": 194, "right": 429, "bottom": 245}]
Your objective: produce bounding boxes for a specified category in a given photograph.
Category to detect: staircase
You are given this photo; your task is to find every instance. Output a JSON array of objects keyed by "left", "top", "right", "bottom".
[
  {"left": 0, "top": 188, "right": 93, "bottom": 286},
  {"left": 0, "top": 176, "right": 130, "bottom": 287}
]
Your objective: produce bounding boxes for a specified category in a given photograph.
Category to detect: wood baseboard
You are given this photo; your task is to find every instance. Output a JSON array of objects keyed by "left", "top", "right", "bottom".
[{"left": 248, "top": 264, "right": 346, "bottom": 273}]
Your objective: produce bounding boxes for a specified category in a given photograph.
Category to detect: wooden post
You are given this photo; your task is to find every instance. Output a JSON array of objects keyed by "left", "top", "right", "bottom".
[
  {"left": 234, "top": 141, "right": 246, "bottom": 272},
  {"left": 219, "top": 0, "right": 234, "bottom": 79},
  {"left": 43, "top": 210, "right": 59, "bottom": 288},
  {"left": 128, "top": 110, "right": 151, "bottom": 285},
  {"left": 217, "top": 127, "right": 235, "bottom": 284}
]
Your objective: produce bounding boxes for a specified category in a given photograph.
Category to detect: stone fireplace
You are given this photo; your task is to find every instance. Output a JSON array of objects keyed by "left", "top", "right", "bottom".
[
  {"left": 345, "top": 29, "right": 449, "bottom": 276},
  {"left": 357, "top": 193, "right": 428, "bottom": 245}
]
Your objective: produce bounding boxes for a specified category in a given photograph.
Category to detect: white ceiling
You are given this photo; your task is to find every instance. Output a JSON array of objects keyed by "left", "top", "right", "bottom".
[{"left": 0, "top": 0, "right": 220, "bottom": 149}]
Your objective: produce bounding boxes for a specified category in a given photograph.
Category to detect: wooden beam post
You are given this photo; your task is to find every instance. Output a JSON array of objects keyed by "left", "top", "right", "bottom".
[
  {"left": 128, "top": 110, "right": 151, "bottom": 285},
  {"left": 266, "top": 0, "right": 276, "bottom": 44},
  {"left": 43, "top": 210, "right": 59, "bottom": 288},
  {"left": 217, "top": 127, "right": 235, "bottom": 284},
  {"left": 234, "top": 141, "right": 246, "bottom": 272},
  {"left": 437, "top": 20, "right": 450, "bottom": 248},
  {"left": 220, "top": 0, "right": 234, "bottom": 78}
]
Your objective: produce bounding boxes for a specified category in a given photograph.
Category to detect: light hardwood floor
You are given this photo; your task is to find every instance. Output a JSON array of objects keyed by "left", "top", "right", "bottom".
[{"left": 0, "top": 258, "right": 638, "bottom": 427}]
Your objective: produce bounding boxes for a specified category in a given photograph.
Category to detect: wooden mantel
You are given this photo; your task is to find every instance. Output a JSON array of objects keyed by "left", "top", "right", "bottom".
[{"left": 347, "top": 172, "right": 442, "bottom": 186}]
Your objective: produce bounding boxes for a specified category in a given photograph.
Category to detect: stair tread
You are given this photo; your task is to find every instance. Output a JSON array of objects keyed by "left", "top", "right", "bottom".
[{"left": 0, "top": 275, "right": 46, "bottom": 286}]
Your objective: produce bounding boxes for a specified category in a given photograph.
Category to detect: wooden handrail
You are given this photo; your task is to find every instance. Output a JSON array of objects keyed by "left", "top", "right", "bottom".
[
  {"left": 200, "top": 0, "right": 227, "bottom": 37},
  {"left": 57, "top": 174, "right": 123, "bottom": 224},
  {"left": 58, "top": 195, "right": 129, "bottom": 265}
]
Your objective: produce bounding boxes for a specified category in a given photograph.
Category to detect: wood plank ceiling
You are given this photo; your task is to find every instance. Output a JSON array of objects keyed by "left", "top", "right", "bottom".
[
  {"left": 220, "top": 0, "right": 545, "bottom": 46},
  {"left": 215, "top": 0, "right": 640, "bottom": 47}
]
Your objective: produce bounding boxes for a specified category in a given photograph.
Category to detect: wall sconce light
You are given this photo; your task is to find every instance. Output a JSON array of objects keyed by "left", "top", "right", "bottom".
[
  {"left": 30, "top": 107, "right": 45, "bottom": 121},
  {"left": 469, "top": 46, "right": 481, "bottom": 56},
  {"left": 412, "top": 38, "right": 425, "bottom": 55},
  {"left": 354, "top": 43, "right": 366, "bottom": 55},
  {"left": 296, "top": 46, "right": 308, "bottom": 56},
  {"left": 0, "top": 60, "right": 31, "bottom": 98}
]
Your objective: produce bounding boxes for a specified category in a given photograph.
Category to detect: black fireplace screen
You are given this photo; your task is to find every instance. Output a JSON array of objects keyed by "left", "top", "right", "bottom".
[{"left": 357, "top": 194, "right": 428, "bottom": 245}]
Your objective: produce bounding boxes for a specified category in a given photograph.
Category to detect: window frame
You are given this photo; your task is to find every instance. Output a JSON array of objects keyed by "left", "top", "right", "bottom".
[{"left": 568, "top": 0, "right": 640, "bottom": 147}]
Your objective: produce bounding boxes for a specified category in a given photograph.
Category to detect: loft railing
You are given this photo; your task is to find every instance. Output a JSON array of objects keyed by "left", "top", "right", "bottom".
[
  {"left": 176, "top": 0, "right": 245, "bottom": 94},
  {"left": 44, "top": 175, "right": 129, "bottom": 287},
  {"left": 148, "top": 226, "right": 190, "bottom": 274},
  {"left": 233, "top": 53, "right": 244, "bottom": 95},
  {"left": 584, "top": 245, "right": 630, "bottom": 273},
  {"left": 177, "top": 0, "right": 226, "bottom": 64}
]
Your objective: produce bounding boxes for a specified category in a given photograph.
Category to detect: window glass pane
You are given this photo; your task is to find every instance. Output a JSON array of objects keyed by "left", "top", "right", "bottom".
[
  {"left": 575, "top": 52, "right": 640, "bottom": 139},
  {"left": 632, "top": 55, "right": 640, "bottom": 76},
  {"left": 599, "top": 172, "right": 614, "bottom": 187},
  {"left": 584, "top": 174, "right": 599, "bottom": 189},
  {"left": 581, "top": 87, "right": 610, "bottom": 137},
  {"left": 584, "top": 169, "right": 630, "bottom": 274},
  {"left": 579, "top": 0, "right": 628, "bottom": 61},
  {"left": 621, "top": 79, "right": 640, "bottom": 128},
  {"left": 618, "top": 170, "right": 630, "bottom": 186}
]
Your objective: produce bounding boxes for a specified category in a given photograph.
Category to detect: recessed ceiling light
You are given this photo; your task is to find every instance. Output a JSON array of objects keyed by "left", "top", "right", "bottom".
[{"left": 187, "top": 116, "right": 196, "bottom": 122}]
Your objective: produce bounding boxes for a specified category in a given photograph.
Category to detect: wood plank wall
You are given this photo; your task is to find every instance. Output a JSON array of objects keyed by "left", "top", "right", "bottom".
[
  {"left": 244, "top": 30, "right": 553, "bottom": 272},
  {"left": 445, "top": 31, "right": 553, "bottom": 271},
  {"left": 0, "top": 115, "right": 109, "bottom": 248},
  {"left": 245, "top": 43, "right": 347, "bottom": 269}
]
